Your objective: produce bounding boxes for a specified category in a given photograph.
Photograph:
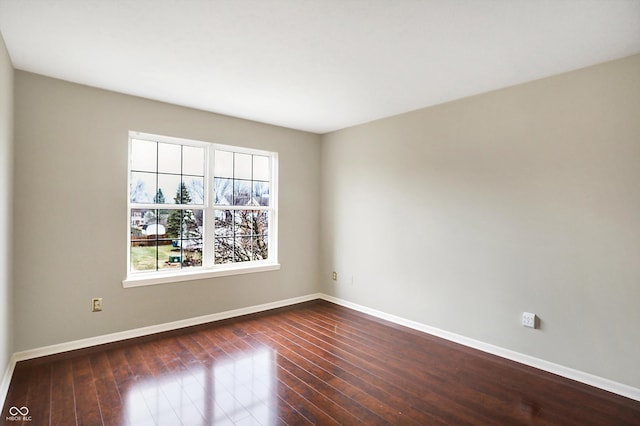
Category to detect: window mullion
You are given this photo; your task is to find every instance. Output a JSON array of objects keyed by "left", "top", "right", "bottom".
[{"left": 202, "top": 146, "right": 215, "bottom": 268}]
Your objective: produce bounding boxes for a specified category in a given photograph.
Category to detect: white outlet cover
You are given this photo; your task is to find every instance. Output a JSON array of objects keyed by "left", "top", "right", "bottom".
[{"left": 522, "top": 312, "right": 536, "bottom": 328}]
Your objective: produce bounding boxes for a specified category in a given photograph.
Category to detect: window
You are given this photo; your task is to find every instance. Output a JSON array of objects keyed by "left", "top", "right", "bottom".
[{"left": 125, "top": 132, "right": 278, "bottom": 287}]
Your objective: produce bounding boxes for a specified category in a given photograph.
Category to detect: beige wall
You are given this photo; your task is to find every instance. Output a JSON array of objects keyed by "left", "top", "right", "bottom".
[
  {"left": 0, "top": 32, "right": 13, "bottom": 377},
  {"left": 321, "top": 54, "right": 640, "bottom": 388},
  {"left": 13, "top": 71, "right": 321, "bottom": 351}
]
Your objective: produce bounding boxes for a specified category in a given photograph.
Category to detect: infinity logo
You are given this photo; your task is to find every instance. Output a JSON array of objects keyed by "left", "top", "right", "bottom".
[{"left": 9, "top": 406, "right": 29, "bottom": 416}]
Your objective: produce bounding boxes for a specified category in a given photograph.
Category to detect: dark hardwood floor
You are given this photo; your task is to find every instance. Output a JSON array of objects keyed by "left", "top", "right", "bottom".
[{"left": 2, "top": 300, "right": 639, "bottom": 425}]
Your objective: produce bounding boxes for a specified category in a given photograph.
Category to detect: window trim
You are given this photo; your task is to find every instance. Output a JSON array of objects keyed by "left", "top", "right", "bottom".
[
  {"left": 122, "top": 263, "right": 281, "bottom": 287},
  {"left": 124, "top": 131, "right": 279, "bottom": 288}
]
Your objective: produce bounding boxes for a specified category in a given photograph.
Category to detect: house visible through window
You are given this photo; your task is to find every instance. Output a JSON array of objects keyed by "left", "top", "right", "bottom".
[{"left": 126, "top": 132, "right": 278, "bottom": 286}]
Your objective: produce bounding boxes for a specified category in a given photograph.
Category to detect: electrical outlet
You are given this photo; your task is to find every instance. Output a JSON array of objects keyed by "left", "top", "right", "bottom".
[
  {"left": 92, "top": 298, "right": 103, "bottom": 312},
  {"left": 332, "top": 271, "right": 337, "bottom": 281},
  {"left": 522, "top": 312, "right": 536, "bottom": 328}
]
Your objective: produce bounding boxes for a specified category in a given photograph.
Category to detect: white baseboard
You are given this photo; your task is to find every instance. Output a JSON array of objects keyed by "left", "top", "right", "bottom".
[
  {"left": 0, "top": 353, "right": 17, "bottom": 410},
  {"left": 319, "top": 294, "right": 640, "bottom": 402},
  {"left": 2, "top": 292, "right": 639, "bottom": 407},
  {"left": 12, "top": 293, "right": 322, "bottom": 363},
  {"left": 2, "top": 293, "right": 322, "bottom": 410}
]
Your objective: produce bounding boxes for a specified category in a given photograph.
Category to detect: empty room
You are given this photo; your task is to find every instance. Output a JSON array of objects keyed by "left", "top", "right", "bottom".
[{"left": 1, "top": 1, "right": 639, "bottom": 425}]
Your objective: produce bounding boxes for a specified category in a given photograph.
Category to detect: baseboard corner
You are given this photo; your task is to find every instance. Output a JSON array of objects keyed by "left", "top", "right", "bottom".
[{"left": 0, "top": 353, "right": 17, "bottom": 410}]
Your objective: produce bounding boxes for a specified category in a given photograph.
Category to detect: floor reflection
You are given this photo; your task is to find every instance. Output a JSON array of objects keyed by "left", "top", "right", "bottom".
[{"left": 125, "top": 346, "right": 277, "bottom": 425}]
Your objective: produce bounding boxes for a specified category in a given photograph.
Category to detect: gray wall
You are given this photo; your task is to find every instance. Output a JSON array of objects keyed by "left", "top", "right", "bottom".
[
  {"left": 321, "top": 54, "right": 640, "bottom": 388},
  {"left": 0, "top": 33, "right": 13, "bottom": 377},
  {"left": 8, "top": 52, "right": 640, "bottom": 390},
  {"left": 13, "top": 71, "right": 321, "bottom": 351}
]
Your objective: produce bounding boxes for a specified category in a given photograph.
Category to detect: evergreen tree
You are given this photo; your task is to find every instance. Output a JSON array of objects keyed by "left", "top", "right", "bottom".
[
  {"left": 153, "top": 188, "right": 166, "bottom": 204},
  {"left": 166, "top": 183, "right": 200, "bottom": 239}
]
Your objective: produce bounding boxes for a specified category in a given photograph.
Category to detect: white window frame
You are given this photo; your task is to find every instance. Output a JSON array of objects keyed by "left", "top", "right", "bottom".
[{"left": 123, "top": 131, "right": 279, "bottom": 288}]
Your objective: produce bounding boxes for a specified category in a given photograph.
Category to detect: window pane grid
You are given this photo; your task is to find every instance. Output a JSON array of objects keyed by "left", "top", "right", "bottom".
[
  {"left": 213, "top": 209, "right": 269, "bottom": 264},
  {"left": 130, "top": 207, "right": 203, "bottom": 271},
  {"left": 214, "top": 150, "right": 270, "bottom": 207},
  {"left": 129, "top": 133, "right": 276, "bottom": 277},
  {"left": 130, "top": 140, "right": 205, "bottom": 207}
]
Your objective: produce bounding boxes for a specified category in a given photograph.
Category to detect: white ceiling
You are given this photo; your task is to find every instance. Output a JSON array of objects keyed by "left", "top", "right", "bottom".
[{"left": 1, "top": 1, "right": 639, "bottom": 134}]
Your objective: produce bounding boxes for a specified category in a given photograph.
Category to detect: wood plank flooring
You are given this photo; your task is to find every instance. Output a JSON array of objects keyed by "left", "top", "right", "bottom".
[{"left": 2, "top": 300, "right": 639, "bottom": 425}]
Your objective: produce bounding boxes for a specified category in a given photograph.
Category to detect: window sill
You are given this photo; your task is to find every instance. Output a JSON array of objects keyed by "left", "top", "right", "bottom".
[{"left": 122, "top": 263, "right": 281, "bottom": 288}]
